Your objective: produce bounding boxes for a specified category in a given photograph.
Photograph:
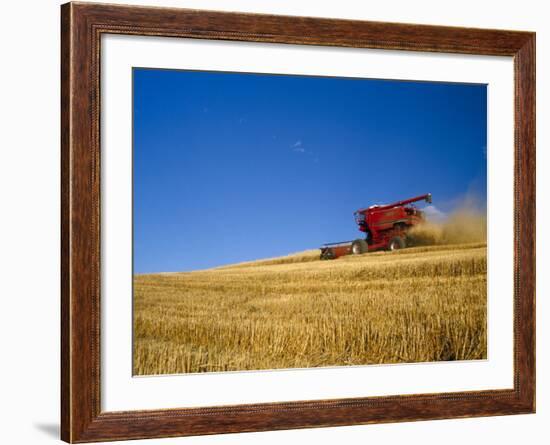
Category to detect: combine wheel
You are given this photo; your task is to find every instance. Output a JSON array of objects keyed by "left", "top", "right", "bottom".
[
  {"left": 351, "top": 239, "right": 368, "bottom": 255},
  {"left": 388, "top": 236, "right": 405, "bottom": 251}
]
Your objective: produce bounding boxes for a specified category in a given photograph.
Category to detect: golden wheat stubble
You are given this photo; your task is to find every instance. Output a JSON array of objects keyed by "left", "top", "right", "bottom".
[{"left": 133, "top": 241, "right": 487, "bottom": 375}]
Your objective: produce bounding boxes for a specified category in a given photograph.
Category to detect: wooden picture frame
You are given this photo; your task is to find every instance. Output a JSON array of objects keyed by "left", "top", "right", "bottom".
[{"left": 61, "top": 2, "right": 535, "bottom": 442}]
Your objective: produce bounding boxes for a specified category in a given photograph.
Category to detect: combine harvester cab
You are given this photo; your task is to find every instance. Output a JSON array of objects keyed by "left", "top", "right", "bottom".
[{"left": 320, "top": 193, "right": 432, "bottom": 260}]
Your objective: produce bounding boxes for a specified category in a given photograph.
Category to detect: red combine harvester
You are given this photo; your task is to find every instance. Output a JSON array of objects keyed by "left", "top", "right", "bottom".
[{"left": 320, "top": 193, "right": 432, "bottom": 260}]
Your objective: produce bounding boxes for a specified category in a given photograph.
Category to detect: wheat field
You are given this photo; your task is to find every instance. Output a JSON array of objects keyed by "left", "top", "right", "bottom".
[{"left": 133, "top": 241, "right": 487, "bottom": 375}]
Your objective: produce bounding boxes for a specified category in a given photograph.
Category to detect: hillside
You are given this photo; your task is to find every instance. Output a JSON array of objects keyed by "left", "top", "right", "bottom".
[{"left": 133, "top": 242, "right": 487, "bottom": 375}]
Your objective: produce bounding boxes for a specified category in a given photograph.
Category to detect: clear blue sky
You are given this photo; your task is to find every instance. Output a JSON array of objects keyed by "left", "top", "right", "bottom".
[{"left": 133, "top": 68, "right": 487, "bottom": 273}]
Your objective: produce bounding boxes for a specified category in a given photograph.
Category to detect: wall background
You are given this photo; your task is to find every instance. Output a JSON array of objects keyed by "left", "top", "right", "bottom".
[{"left": 0, "top": 1, "right": 545, "bottom": 444}]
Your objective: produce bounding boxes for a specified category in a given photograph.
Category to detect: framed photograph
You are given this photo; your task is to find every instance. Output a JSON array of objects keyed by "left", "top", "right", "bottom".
[{"left": 61, "top": 2, "right": 535, "bottom": 442}]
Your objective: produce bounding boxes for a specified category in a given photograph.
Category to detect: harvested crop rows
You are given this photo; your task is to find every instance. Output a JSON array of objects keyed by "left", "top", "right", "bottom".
[{"left": 133, "top": 242, "right": 487, "bottom": 375}]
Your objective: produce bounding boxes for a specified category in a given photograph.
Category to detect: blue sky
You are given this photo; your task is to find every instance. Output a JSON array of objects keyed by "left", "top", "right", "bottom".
[{"left": 133, "top": 68, "right": 487, "bottom": 273}]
